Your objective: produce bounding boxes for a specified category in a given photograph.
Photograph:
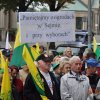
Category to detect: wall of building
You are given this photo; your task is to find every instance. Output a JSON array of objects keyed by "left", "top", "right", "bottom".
[{"left": 0, "top": 10, "right": 17, "bottom": 47}]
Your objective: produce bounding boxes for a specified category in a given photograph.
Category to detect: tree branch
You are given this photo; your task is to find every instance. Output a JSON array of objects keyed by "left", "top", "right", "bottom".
[{"left": 56, "top": 0, "right": 75, "bottom": 11}]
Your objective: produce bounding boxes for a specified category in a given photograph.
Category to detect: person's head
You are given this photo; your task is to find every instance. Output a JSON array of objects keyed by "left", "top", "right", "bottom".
[
  {"left": 22, "top": 65, "right": 29, "bottom": 73},
  {"left": 60, "top": 61, "right": 71, "bottom": 74},
  {"left": 86, "top": 58, "right": 98, "bottom": 75},
  {"left": 32, "top": 45, "right": 36, "bottom": 49},
  {"left": 39, "top": 45, "right": 44, "bottom": 54},
  {"left": 53, "top": 55, "right": 61, "bottom": 63},
  {"left": 2, "top": 49, "right": 10, "bottom": 61},
  {"left": 52, "top": 63, "right": 61, "bottom": 75},
  {"left": 69, "top": 56, "right": 82, "bottom": 73},
  {"left": 60, "top": 56, "right": 69, "bottom": 62},
  {"left": 64, "top": 47, "right": 72, "bottom": 58},
  {"left": 83, "top": 48, "right": 93, "bottom": 60},
  {"left": 37, "top": 53, "right": 52, "bottom": 73},
  {"left": 87, "top": 52, "right": 96, "bottom": 59},
  {"left": 10, "top": 66, "right": 19, "bottom": 79}
]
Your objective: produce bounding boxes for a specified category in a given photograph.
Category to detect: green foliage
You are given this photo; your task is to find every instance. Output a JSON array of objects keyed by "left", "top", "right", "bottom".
[
  {"left": 0, "top": 0, "right": 17, "bottom": 11},
  {"left": 0, "top": 0, "right": 75, "bottom": 12}
]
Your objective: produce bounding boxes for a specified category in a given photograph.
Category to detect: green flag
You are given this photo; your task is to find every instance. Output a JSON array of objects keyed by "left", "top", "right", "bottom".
[
  {"left": 95, "top": 47, "right": 100, "bottom": 60},
  {"left": 93, "top": 36, "right": 100, "bottom": 60},
  {"left": 9, "top": 44, "right": 26, "bottom": 68}
]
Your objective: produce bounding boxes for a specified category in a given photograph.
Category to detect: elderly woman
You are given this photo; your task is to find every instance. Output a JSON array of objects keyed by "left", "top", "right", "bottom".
[{"left": 60, "top": 61, "right": 71, "bottom": 76}]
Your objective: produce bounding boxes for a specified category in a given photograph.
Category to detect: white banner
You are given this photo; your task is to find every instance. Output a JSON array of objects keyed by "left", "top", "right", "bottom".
[{"left": 19, "top": 11, "right": 75, "bottom": 43}]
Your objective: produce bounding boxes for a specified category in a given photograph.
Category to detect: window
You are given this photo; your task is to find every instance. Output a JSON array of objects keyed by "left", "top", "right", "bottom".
[{"left": 76, "top": 17, "right": 83, "bottom": 30}]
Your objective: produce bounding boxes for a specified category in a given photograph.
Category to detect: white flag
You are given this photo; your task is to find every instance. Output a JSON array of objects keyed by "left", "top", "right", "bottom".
[
  {"left": 5, "top": 32, "right": 9, "bottom": 49},
  {"left": 5, "top": 32, "right": 12, "bottom": 49}
]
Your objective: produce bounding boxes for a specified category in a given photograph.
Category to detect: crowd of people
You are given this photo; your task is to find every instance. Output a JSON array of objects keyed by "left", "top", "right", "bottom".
[{"left": 0, "top": 45, "right": 100, "bottom": 100}]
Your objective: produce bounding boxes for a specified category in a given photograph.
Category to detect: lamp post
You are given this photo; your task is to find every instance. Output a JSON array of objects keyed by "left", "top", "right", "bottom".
[{"left": 88, "top": 0, "right": 92, "bottom": 49}]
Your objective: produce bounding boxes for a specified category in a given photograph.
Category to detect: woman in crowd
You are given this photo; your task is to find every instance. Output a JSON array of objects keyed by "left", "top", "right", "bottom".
[{"left": 60, "top": 61, "right": 71, "bottom": 76}]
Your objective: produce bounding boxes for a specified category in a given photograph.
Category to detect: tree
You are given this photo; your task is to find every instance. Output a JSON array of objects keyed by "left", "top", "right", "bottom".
[
  {"left": 0, "top": 0, "right": 75, "bottom": 49},
  {"left": 0, "top": 0, "right": 75, "bottom": 12}
]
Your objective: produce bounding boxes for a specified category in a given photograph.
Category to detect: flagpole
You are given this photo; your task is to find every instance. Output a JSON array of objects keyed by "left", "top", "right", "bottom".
[
  {"left": 46, "top": 42, "right": 50, "bottom": 55},
  {"left": 88, "top": 0, "right": 92, "bottom": 49}
]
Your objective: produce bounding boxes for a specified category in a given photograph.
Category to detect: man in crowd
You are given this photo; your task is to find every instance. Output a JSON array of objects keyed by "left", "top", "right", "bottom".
[
  {"left": 60, "top": 56, "right": 93, "bottom": 100},
  {"left": 10, "top": 66, "right": 23, "bottom": 100},
  {"left": 23, "top": 53, "right": 60, "bottom": 100},
  {"left": 63, "top": 47, "right": 72, "bottom": 58},
  {"left": 86, "top": 58, "right": 100, "bottom": 100}
]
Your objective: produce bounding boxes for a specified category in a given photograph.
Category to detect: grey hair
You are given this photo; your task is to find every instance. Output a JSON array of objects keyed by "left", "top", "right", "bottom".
[
  {"left": 60, "top": 56, "right": 69, "bottom": 62},
  {"left": 69, "top": 56, "right": 80, "bottom": 64},
  {"left": 83, "top": 48, "right": 92, "bottom": 56},
  {"left": 63, "top": 47, "right": 72, "bottom": 55}
]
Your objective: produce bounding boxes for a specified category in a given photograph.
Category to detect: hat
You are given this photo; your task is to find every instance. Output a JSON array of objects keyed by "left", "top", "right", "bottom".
[
  {"left": 86, "top": 58, "right": 98, "bottom": 67},
  {"left": 36, "top": 53, "right": 52, "bottom": 62},
  {"left": 2, "top": 49, "right": 10, "bottom": 57},
  {"left": 52, "top": 63, "right": 60, "bottom": 70}
]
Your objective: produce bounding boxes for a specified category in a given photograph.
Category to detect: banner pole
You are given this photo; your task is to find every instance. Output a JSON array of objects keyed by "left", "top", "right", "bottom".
[{"left": 46, "top": 42, "right": 50, "bottom": 55}]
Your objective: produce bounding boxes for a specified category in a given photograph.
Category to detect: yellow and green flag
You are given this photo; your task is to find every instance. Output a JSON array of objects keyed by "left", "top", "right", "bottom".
[
  {"left": 36, "top": 43, "right": 40, "bottom": 54},
  {"left": 14, "top": 28, "right": 21, "bottom": 49},
  {"left": 0, "top": 51, "right": 5, "bottom": 74},
  {"left": 93, "top": 36, "right": 100, "bottom": 60},
  {"left": 0, "top": 59, "right": 11, "bottom": 100},
  {"left": 31, "top": 47, "right": 39, "bottom": 60},
  {"left": 22, "top": 44, "right": 48, "bottom": 100},
  {"left": 30, "top": 42, "right": 40, "bottom": 60},
  {"left": 10, "top": 28, "right": 26, "bottom": 68}
]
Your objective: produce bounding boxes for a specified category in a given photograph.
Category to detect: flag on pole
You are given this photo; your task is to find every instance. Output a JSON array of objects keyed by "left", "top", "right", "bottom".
[
  {"left": 30, "top": 43, "right": 40, "bottom": 60},
  {"left": 14, "top": 28, "right": 21, "bottom": 49},
  {"left": 1, "top": 51, "right": 5, "bottom": 69},
  {"left": 0, "top": 51, "right": 4, "bottom": 74},
  {"left": 93, "top": 36, "right": 100, "bottom": 60},
  {"left": 93, "top": 36, "right": 97, "bottom": 52},
  {"left": 22, "top": 44, "right": 48, "bottom": 100},
  {"left": 36, "top": 43, "right": 40, "bottom": 54},
  {"left": 10, "top": 44, "right": 26, "bottom": 68},
  {"left": 5, "top": 32, "right": 12, "bottom": 49},
  {"left": 10, "top": 28, "right": 26, "bottom": 68},
  {"left": 31, "top": 47, "right": 40, "bottom": 60},
  {"left": 5, "top": 32, "right": 9, "bottom": 49},
  {"left": 0, "top": 59, "right": 12, "bottom": 100}
]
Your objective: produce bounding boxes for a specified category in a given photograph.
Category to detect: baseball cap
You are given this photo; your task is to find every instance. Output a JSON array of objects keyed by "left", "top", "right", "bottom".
[
  {"left": 86, "top": 58, "right": 98, "bottom": 67},
  {"left": 2, "top": 49, "right": 10, "bottom": 57},
  {"left": 36, "top": 53, "right": 53, "bottom": 62}
]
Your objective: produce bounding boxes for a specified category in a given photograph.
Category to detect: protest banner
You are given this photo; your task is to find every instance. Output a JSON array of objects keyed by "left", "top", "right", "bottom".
[{"left": 19, "top": 11, "right": 75, "bottom": 43}]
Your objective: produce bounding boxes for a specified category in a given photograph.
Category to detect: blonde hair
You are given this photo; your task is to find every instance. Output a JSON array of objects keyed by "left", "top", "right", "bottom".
[
  {"left": 60, "top": 61, "right": 70, "bottom": 71},
  {"left": 53, "top": 55, "right": 61, "bottom": 62}
]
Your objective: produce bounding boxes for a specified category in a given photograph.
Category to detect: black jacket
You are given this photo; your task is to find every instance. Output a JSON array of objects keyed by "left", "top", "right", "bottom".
[{"left": 23, "top": 72, "right": 61, "bottom": 100}]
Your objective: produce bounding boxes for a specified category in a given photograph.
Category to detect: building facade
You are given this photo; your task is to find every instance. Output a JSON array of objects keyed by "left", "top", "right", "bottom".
[
  {"left": 0, "top": 10, "right": 17, "bottom": 48},
  {"left": 0, "top": 0, "right": 100, "bottom": 48},
  {"left": 61, "top": 0, "right": 100, "bottom": 34}
]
